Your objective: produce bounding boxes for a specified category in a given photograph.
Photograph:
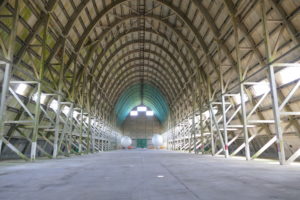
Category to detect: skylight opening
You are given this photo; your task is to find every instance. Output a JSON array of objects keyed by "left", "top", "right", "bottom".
[
  {"left": 203, "top": 110, "right": 210, "bottom": 119},
  {"left": 195, "top": 115, "right": 200, "bottom": 123},
  {"left": 73, "top": 111, "right": 80, "bottom": 118},
  {"left": 130, "top": 111, "right": 138, "bottom": 116},
  {"left": 137, "top": 106, "right": 147, "bottom": 112},
  {"left": 252, "top": 80, "right": 270, "bottom": 97},
  {"left": 234, "top": 93, "right": 249, "bottom": 105},
  {"left": 15, "top": 83, "right": 29, "bottom": 96},
  {"left": 203, "top": 108, "right": 218, "bottom": 119},
  {"left": 49, "top": 100, "right": 59, "bottom": 111},
  {"left": 62, "top": 106, "right": 70, "bottom": 116},
  {"left": 146, "top": 111, "right": 154, "bottom": 116},
  {"left": 279, "top": 65, "right": 300, "bottom": 84},
  {"left": 32, "top": 92, "right": 47, "bottom": 104}
]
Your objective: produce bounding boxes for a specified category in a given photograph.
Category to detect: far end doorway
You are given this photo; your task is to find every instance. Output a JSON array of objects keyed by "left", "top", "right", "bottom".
[{"left": 137, "top": 139, "right": 147, "bottom": 148}]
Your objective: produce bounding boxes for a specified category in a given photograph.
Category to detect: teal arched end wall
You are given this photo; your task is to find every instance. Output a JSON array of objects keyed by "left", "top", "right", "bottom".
[{"left": 114, "top": 83, "right": 169, "bottom": 125}]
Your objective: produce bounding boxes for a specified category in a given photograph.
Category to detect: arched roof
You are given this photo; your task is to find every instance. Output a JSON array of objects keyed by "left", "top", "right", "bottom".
[{"left": 1, "top": 0, "right": 299, "bottom": 127}]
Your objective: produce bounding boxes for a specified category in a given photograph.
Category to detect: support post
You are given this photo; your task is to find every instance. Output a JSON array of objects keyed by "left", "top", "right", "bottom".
[
  {"left": 78, "top": 108, "right": 83, "bottom": 153},
  {"left": 199, "top": 96, "right": 205, "bottom": 154},
  {"left": 232, "top": 15, "right": 251, "bottom": 160},
  {"left": 52, "top": 95, "right": 61, "bottom": 158},
  {"left": 53, "top": 39, "right": 66, "bottom": 158},
  {"left": 261, "top": 0, "right": 285, "bottom": 164},
  {"left": 221, "top": 91, "right": 229, "bottom": 157},
  {"left": 192, "top": 83, "right": 196, "bottom": 154},
  {"left": 209, "top": 103, "right": 226, "bottom": 152},
  {"left": 0, "top": 0, "right": 19, "bottom": 157},
  {"left": 31, "top": 13, "right": 49, "bottom": 161},
  {"left": 206, "top": 73, "right": 215, "bottom": 155},
  {"left": 217, "top": 45, "right": 229, "bottom": 158}
]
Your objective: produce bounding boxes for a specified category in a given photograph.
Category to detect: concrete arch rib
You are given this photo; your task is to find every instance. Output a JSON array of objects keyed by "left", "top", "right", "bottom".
[
  {"left": 99, "top": 49, "right": 183, "bottom": 90},
  {"left": 84, "top": 38, "right": 191, "bottom": 102},
  {"left": 105, "top": 64, "right": 176, "bottom": 100},
  {"left": 101, "top": 58, "right": 179, "bottom": 94}
]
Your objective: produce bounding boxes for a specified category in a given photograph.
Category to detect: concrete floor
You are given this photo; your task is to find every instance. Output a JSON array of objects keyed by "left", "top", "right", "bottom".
[{"left": 1, "top": 150, "right": 300, "bottom": 200}]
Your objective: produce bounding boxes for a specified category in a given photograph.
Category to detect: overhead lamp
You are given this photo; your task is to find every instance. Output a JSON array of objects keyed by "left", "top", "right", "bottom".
[
  {"left": 137, "top": 106, "right": 147, "bottom": 112},
  {"left": 130, "top": 111, "right": 138, "bottom": 116},
  {"left": 15, "top": 83, "right": 28, "bottom": 96},
  {"left": 146, "top": 110, "right": 154, "bottom": 116}
]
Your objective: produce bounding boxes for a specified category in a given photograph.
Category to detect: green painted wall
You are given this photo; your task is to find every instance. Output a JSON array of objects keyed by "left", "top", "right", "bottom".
[
  {"left": 136, "top": 139, "right": 147, "bottom": 148},
  {"left": 115, "top": 83, "right": 169, "bottom": 125}
]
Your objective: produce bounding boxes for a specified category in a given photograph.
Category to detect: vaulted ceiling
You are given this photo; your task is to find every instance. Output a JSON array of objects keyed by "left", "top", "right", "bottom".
[{"left": 1, "top": 0, "right": 299, "bottom": 124}]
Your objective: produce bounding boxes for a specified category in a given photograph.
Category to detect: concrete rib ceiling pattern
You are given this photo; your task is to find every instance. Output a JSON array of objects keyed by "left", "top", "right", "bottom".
[{"left": 1, "top": 0, "right": 300, "bottom": 124}]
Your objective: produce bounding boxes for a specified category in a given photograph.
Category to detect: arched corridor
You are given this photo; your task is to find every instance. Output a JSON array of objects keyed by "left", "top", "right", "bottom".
[{"left": 0, "top": 0, "right": 300, "bottom": 199}]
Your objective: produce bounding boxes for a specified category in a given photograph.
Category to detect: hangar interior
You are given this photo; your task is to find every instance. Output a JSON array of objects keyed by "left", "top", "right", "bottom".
[{"left": 0, "top": 0, "right": 300, "bottom": 199}]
